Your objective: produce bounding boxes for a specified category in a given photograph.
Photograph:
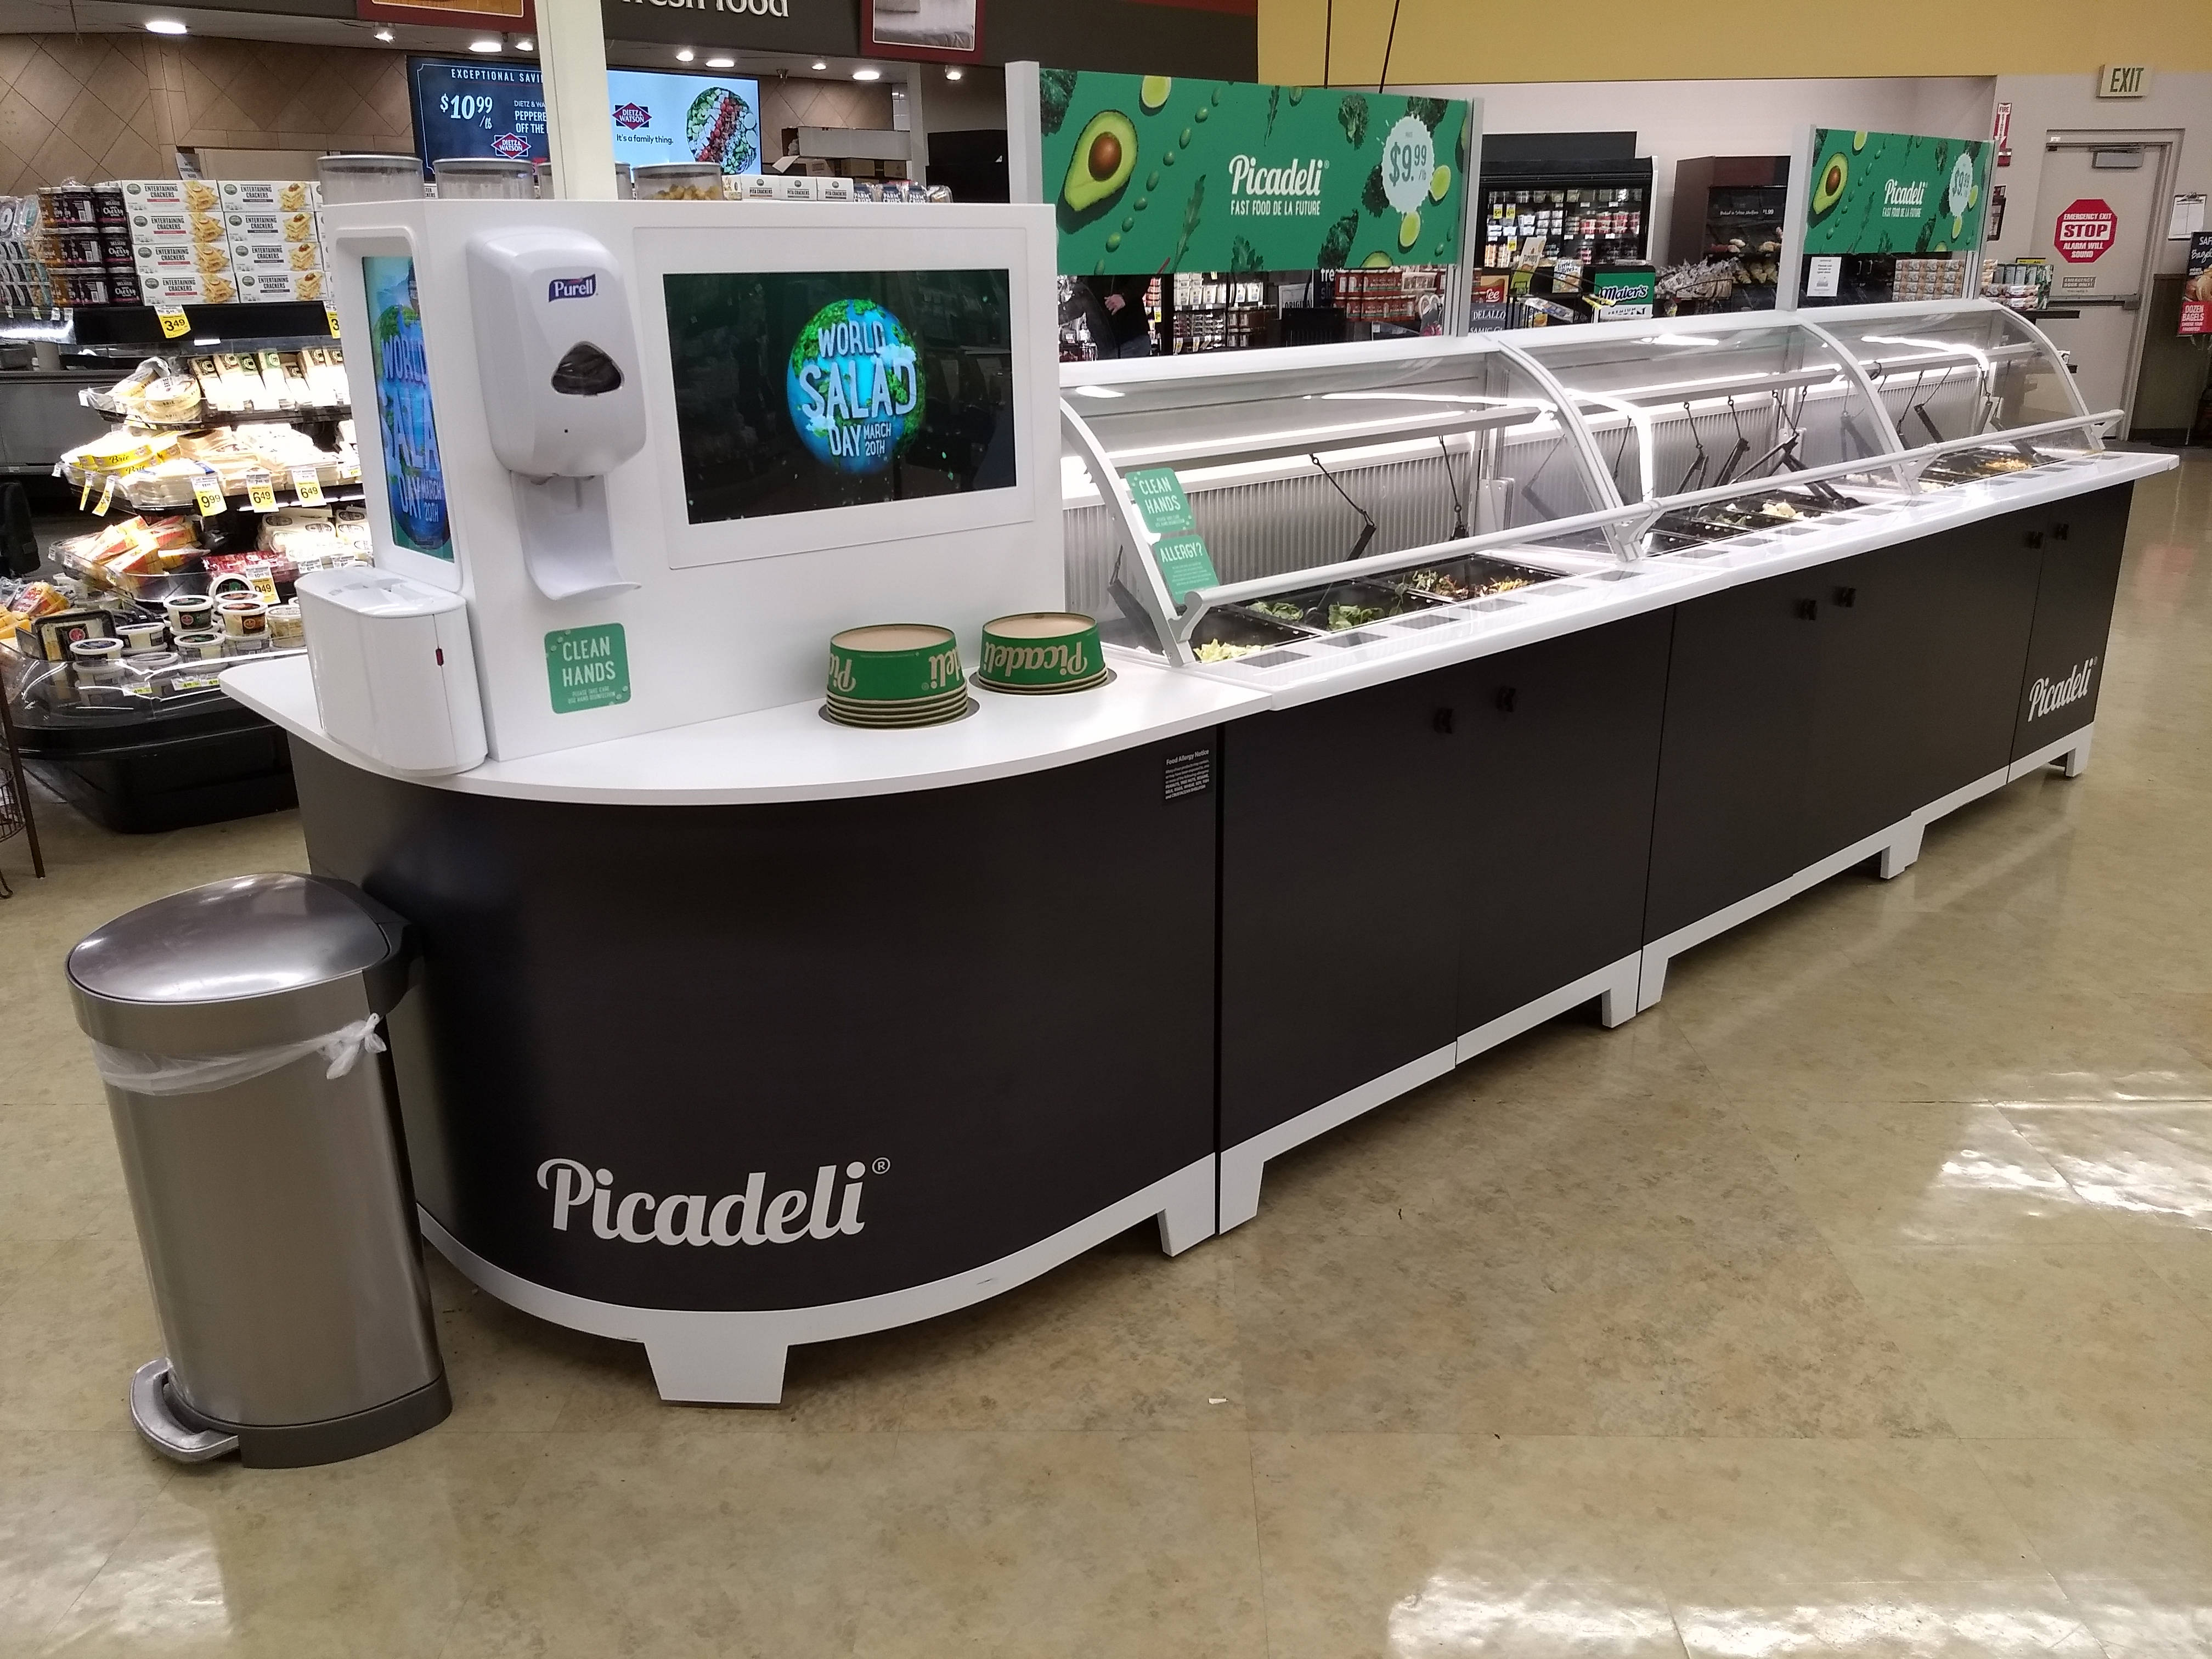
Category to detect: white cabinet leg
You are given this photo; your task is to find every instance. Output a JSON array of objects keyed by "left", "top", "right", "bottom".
[
  {"left": 1598, "top": 954, "right": 1640, "bottom": 1028},
  {"left": 1218, "top": 1145, "right": 1266, "bottom": 1233},
  {"left": 1878, "top": 821, "right": 1923, "bottom": 879},
  {"left": 2063, "top": 730, "right": 2094, "bottom": 778},
  {"left": 1635, "top": 945, "right": 1669, "bottom": 1013},
  {"left": 1154, "top": 1158, "right": 1217, "bottom": 1256},
  {"left": 644, "top": 1327, "right": 788, "bottom": 1406}
]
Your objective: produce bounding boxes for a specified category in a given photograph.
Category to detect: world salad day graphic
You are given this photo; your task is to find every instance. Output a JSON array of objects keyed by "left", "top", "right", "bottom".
[
  {"left": 1804, "top": 129, "right": 1991, "bottom": 256},
  {"left": 786, "top": 298, "right": 924, "bottom": 475},
  {"left": 1040, "top": 70, "right": 1470, "bottom": 275},
  {"left": 363, "top": 255, "right": 453, "bottom": 561}
]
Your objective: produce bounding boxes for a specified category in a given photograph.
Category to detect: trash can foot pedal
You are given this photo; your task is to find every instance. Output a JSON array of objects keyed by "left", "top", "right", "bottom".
[{"left": 130, "top": 1358, "right": 239, "bottom": 1463}]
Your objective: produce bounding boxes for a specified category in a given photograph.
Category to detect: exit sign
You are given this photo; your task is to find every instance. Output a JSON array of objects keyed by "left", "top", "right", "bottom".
[{"left": 2097, "top": 64, "right": 2152, "bottom": 98}]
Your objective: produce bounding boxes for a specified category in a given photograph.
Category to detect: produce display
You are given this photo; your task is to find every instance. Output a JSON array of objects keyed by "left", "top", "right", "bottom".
[{"left": 1652, "top": 486, "right": 1861, "bottom": 544}]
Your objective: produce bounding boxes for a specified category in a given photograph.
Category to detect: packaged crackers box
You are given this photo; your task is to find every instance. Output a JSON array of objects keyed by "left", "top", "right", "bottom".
[
  {"left": 132, "top": 240, "right": 201, "bottom": 274},
  {"left": 118, "top": 178, "right": 213, "bottom": 211},
  {"left": 236, "top": 267, "right": 323, "bottom": 303},
  {"left": 218, "top": 180, "right": 317, "bottom": 213},
  {"left": 225, "top": 207, "right": 319, "bottom": 245},
  {"left": 231, "top": 239, "right": 323, "bottom": 275},
  {"left": 143, "top": 272, "right": 222, "bottom": 305}
]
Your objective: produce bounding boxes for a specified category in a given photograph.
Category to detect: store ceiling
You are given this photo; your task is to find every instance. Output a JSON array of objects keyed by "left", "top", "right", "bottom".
[{"left": 0, "top": 0, "right": 916, "bottom": 81}]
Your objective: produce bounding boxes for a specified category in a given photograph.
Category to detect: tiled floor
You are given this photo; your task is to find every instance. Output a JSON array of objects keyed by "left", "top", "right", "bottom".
[{"left": 3, "top": 454, "right": 2209, "bottom": 1656}]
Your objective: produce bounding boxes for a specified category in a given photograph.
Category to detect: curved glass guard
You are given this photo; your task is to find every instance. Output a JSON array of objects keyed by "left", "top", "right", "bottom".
[{"left": 1817, "top": 305, "right": 2101, "bottom": 483}]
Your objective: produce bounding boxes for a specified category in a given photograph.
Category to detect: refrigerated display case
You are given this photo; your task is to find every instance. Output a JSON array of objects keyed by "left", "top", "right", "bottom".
[{"left": 1664, "top": 156, "right": 1789, "bottom": 313}]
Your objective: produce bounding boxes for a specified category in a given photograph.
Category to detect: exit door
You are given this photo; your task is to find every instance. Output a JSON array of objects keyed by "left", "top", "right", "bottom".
[{"left": 2028, "top": 138, "right": 2168, "bottom": 433}]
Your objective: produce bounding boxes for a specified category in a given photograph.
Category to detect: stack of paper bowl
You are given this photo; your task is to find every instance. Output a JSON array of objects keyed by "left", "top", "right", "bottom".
[
  {"left": 973, "top": 613, "right": 1112, "bottom": 695},
  {"left": 823, "top": 624, "right": 973, "bottom": 727}
]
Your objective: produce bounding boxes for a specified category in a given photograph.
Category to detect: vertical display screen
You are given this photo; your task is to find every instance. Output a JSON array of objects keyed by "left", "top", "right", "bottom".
[
  {"left": 662, "top": 269, "right": 1017, "bottom": 526},
  {"left": 362, "top": 256, "right": 454, "bottom": 562}
]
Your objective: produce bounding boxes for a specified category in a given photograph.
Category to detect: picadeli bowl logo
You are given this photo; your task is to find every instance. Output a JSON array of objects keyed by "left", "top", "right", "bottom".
[
  {"left": 538, "top": 1157, "right": 877, "bottom": 1246},
  {"left": 785, "top": 297, "right": 923, "bottom": 475},
  {"left": 612, "top": 101, "right": 651, "bottom": 131}
]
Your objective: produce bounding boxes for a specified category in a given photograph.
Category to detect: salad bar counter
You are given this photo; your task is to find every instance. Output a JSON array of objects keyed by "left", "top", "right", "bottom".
[{"left": 228, "top": 293, "right": 2170, "bottom": 1404}]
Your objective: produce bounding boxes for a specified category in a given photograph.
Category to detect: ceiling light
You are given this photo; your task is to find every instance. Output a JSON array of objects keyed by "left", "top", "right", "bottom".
[
  {"left": 513, "top": 35, "right": 533, "bottom": 50},
  {"left": 706, "top": 55, "right": 733, "bottom": 68},
  {"left": 945, "top": 66, "right": 962, "bottom": 80},
  {"left": 675, "top": 47, "right": 694, "bottom": 61},
  {"left": 373, "top": 25, "right": 393, "bottom": 39},
  {"left": 144, "top": 17, "right": 187, "bottom": 32},
  {"left": 811, "top": 60, "right": 827, "bottom": 70},
  {"left": 468, "top": 36, "right": 501, "bottom": 51},
  {"left": 852, "top": 67, "right": 879, "bottom": 80}
]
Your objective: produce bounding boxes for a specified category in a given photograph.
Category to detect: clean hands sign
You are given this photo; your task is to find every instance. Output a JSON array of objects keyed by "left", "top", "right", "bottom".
[
  {"left": 1039, "top": 69, "right": 1470, "bottom": 275},
  {"left": 1803, "top": 128, "right": 1992, "bottom": 256}
]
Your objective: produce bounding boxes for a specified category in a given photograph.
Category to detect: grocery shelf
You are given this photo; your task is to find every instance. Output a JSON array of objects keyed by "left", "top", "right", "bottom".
[{"left": 67, "top": 302, "right": 337, "bottom": 353}]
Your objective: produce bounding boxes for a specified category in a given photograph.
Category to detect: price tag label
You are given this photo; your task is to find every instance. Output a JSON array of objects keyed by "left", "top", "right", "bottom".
[
  {"left": 1381, "top": 116, "right": 1438, "bottom": 216},
  {"left": 93, "top": 474, "right": 115, "bottom": 516},
  {"left": 337, "top": 460, "right": 362, "bottom": 483},
  {"left": 324, "top": 301, "right": 342, "bottom": 338},
  {"left": 245, "top": 471, "right": 277, "bottom": 511},
  {"left": 190, "top": 473, "right": 227, "bottom": 516},
  {"left": 249, "top": 570, "right": 281, "bottom": 603},
  {"left": 291, "top": 467, "right": 325, "bottom": 506},
  {"left": 156, "top": 306, "right": 191, "bottom": 340},
  {"left": 77, "top": 475, "right": 92, "bottom": 511}
]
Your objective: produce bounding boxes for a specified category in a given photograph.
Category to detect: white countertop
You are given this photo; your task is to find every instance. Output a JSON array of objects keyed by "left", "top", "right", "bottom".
[{"left": 225, "top": 449, "right": 2176, "bottom": 808}]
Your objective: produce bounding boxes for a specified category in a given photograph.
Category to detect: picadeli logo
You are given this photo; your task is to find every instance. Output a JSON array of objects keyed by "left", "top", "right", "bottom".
[
  {"left": 2027, "top": 656, "right": 2097, "bottom": 721},
  {"left": 538, "top": 1158, "right": 875, "bottom": 1246},
  {"left": 548, "top": 275, "right": 597, "bottom": 301}
]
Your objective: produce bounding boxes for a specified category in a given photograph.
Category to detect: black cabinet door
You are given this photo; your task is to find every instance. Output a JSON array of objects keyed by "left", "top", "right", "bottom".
[
  {"left": 1220, "top": 673, "right": 1465, "bottom": 1148},
  {"left": 1645, "top": 574, "right": 1826, "bottom": 941},
  {"left": 2015, "top": 482, "right": 2132, "bottom": 758},
  {"left": 1454, "top": 611, "right": 1673, "bottom": 1034}
]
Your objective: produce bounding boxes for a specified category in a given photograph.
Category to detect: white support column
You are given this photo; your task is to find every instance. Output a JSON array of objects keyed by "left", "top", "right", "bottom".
[
  {"left": 1442, "top": 97, "right": 1483, "bottom": 336},
  {"left": 1005, "top": 60, "right": 1043, "bottom": 205},
  {"left": 902, "top": 62, "right": 931, "bottom": 187},
  {"left": 537, "top": 0, "right": 617, "bottom": 200}
]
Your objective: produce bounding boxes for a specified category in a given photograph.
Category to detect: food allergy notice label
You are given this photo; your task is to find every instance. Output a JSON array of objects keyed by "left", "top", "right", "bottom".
[
  {"left": 1163, "top": 747, "right": 1213, "bottom": 801},
  {"left": 546, "top": 623, "right": 630, "bottom": 714}
]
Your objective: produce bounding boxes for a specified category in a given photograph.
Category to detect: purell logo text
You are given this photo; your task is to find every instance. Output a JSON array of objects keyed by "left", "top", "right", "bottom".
[
  {"left": 538, "top": 1158, "right": 872, "bottom": 1246},
  {"left": 1228, "top": 154, "right": 1328, "bottom": 198},
  {"left": 548, "top": 275, "right": 596, "bottom": 302},
  {"left": 2027, "top": 656, "right": 2097, "bottom": 721}
]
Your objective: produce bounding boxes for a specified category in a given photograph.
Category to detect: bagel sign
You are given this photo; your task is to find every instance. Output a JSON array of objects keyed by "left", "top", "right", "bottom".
[{"left": 2055, "top": 199, "right": 2118, "bottom": 263}]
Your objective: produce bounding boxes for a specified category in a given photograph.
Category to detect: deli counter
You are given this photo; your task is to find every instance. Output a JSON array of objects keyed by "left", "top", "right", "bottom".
[{"left": 221, "top": 229, "right": 2171, "bottom": 1409}]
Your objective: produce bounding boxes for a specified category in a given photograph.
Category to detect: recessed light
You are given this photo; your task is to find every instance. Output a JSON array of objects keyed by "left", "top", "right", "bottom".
[
  {"left": 811, "top": 60, "right": 827, "bottom": 70},
  {"left": 852, "top": 67, "right": 880, "bottom": 80},
  {"left": 144, "top": 18, "right": 187, "bottom": 32},
  {"left": 373, "top": 25, "right": 393, "bottom": 39},
  {"left": 945, "top": 66, "right": 962, "bottom": 79},
  {"left": 675, "top": 47, "right": 694, "bottom": 61},
  {"left": 513, "top": 35, "right": 533, "bottom": 50},
  {"left": 706, "top": 55, "right": 733, "bottom": 68},
  {"left": 468, "top": 36, "right": 501, "bottom": 51}
]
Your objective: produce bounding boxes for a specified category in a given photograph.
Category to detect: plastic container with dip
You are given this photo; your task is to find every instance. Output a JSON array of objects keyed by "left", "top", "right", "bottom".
[
  {"left": 975, "top": 612, "right": 1110, "bottom": 694},
  {"left": 172, "top": 630, "right": 226, "bottom": 661},
  {"left": 70, "top": 636, "right": 125, "bottom": 682},
  {"left": 165, "top": 595, "right": 215, "bottom": 634},
  {"left": 317, "top": 155, "right": 424, "bottom": 205},
  {"left": 631, "top": 163, "right": 725, "bottom": 201},
  {"left": 120, "top": 618, "right": 169, "bottom": 652},
  {"left": 267, "top": 603, "right": 304, "bottom": 648},
  {"left": 217, "top": 598, "right": 269, "bottom": 640},
  {"left": 125, "top": 650, "right": 181, "bottom": 675},
  {"left": 431, "top": 157, "right": 535, "bottom": 200}
]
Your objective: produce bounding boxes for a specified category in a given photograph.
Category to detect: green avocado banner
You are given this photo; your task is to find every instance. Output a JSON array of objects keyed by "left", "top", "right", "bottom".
[
  {"left": 1039, "top": 69, "right": 1471, "bottom": 276},
  {"left": 1803, "top": 129, "right": 1993, "bottom": 257}
]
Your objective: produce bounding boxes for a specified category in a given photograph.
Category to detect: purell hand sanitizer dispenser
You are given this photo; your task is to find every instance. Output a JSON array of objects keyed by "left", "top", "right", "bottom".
[{"left": 464, "top": 229, "right": 648, "bottom": 601}]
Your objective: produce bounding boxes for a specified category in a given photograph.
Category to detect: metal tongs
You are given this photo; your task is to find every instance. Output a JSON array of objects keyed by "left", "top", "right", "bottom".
[
  {"left": 1712, "top": 397, "right": 1753, "bottom": 488},
  {"left": 1674, "top": 401, "right": 1709, "bottom": 496}
]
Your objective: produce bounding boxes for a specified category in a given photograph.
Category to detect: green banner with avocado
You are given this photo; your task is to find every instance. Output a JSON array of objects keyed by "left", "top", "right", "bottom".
[
  {"left": 1803, "top": 129, "right": 1993, "bottom": 256},
  {"left": 1039, "top": 69, "right": 1470, "bottom": 276}
]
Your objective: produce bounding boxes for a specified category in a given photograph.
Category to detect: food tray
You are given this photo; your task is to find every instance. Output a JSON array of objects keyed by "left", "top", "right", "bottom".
[
  {"left": 1236, "top": 578, "right": 1446, "bottom": 635},
  {"left": 1188, "top": 608, "right": 1316, "bottom": 664},
  {"left": 1388, "top": 554, "right": 1561, "bottom": 603},
  {"left": 1918, "top": 447, "right": 2043, "bottom": 486}
]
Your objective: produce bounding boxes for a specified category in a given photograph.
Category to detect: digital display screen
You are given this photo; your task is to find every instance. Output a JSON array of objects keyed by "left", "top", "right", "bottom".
[
  {"left": 408, "top": 58, "right": 549, "bottom": 172},
  {"left": 663, "top": 269, "right": 1017, "bottom": 526},
  {"left": 362, "top": 256, "right": 453, "bottom": 561},
  {"left": 607, "top": 69, "right": 763, "bottom": 176}
]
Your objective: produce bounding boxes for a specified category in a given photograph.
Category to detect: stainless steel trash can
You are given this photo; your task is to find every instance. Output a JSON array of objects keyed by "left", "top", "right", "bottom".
[{"left": 67, "top": 873, "right": 450, "bottom": 1468}]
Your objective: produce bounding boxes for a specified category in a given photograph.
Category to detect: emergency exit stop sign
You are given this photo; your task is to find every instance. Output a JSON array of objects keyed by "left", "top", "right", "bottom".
[{"left": 2056, "top": 199, "right": 2118, "bottom": 262}]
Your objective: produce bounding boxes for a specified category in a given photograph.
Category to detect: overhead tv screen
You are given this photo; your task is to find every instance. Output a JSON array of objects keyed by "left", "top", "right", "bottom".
[
  {"left": 663, "top": 268, "right": 1017, "bottom": 526},
  {"left": 607, "top": 69, "right": 763, "bottom": 176}
]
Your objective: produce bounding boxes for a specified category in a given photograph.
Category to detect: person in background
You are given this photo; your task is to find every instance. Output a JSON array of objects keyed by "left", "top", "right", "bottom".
[{"left": 1102, "top": 275, "right": 1154, "bottom": 358}]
